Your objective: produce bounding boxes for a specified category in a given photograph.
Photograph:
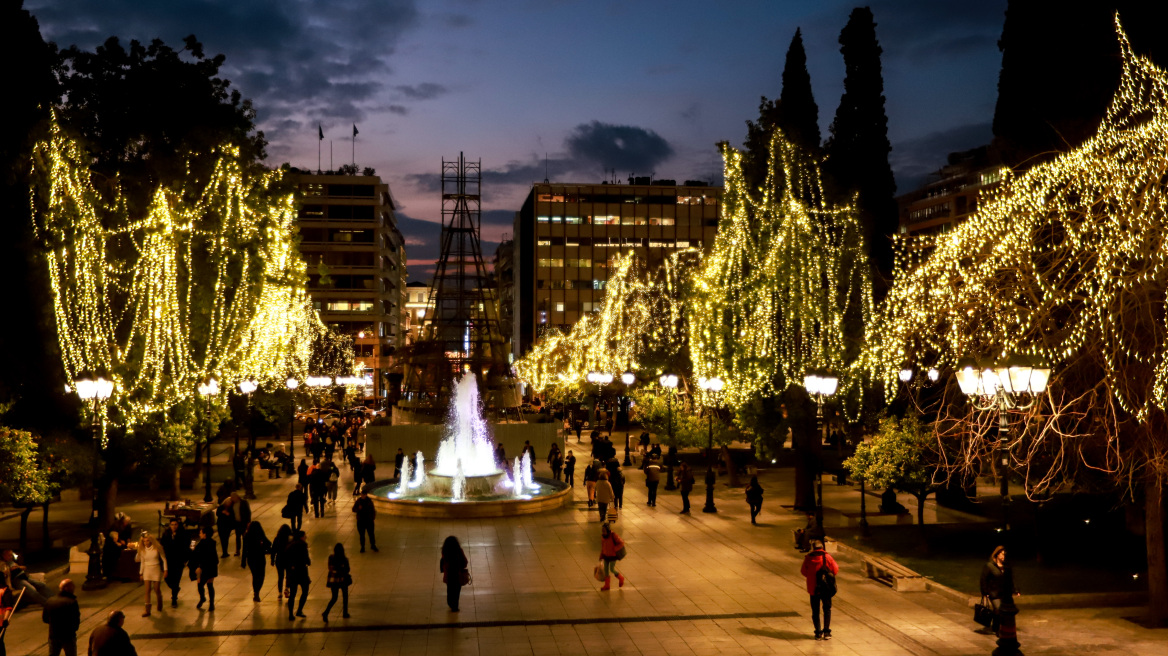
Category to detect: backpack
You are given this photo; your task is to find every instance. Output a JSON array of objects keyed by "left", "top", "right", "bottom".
[{"left": 814, "top": 554, "right": 837, "bottom": 598}]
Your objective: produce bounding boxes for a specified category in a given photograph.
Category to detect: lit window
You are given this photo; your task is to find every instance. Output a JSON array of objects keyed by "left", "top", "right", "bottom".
[
  {"left": 593, "top": 280, "right": 607, "bottom": 290},
  {"left": 538, "top": 239, "right": 551, "bottom": 246},
  {"left": 538, "top": 258, "right": 564, "bottom": 267},
  {"left": 677, "top": 240, "right": 691, "bottom": 248},
  {"left": 537, "top": 215, "right": 551, "bottom": 223},
  {"left": 555, "top": 302, "right": 564, "bottom": 312},
  {"left": 417, "top": 309, "right": 425, "bottom": 317}
]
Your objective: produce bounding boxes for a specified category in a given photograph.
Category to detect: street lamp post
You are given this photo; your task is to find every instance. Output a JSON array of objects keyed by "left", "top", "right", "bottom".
[
  {"left": 286, "top": 377, "right": 299, "bottom": 459},
  {"left": 621, "top": 371, "right": 636, "bottom": 466},
  {"left": 197, "top": 378, "right": 219, "bottom": 503},
  {"left": 659, "top": 374, "right": 679, "bottom": 490},
  {"left": 699, "top": 377, "right": 724, "bottom": 514},
  {"left": 954, "top": 354, "right": 1049, "bottom": 535},
  {"left": 803, "top": 370, "right": 838, "bottom": 530},
  {"left": 586, "top": 371, "right": 613, "bottom": 437},
  {"left": 73, "top": 374, "right": 112, "bottom": 591},
  {"left": 237, "top": 379, "right": 258, "bottom": 451},
  {"left": 955, "top": 354, "right": 1048, "bottom": 656}
]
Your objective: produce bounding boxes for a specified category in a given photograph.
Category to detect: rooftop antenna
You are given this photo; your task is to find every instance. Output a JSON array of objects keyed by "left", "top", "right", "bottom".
[{"left": 543, "top": 153, "right": 549, "bottom": 183}]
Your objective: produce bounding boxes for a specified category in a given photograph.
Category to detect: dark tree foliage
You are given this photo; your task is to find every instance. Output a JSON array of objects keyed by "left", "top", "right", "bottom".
[
  {"left": 993, "top": 1, "right": 1168, "bottom": 167},
  {"left": 0, "top": 1, "right": 65, "bottom": 430},
  {"left": 743, "top": 29, "right": 822, "bottom": 211},
  {"left": 825, "top": 7, "right": 897, "bottom": 286},
  {"left": 779, "top": 29, "right": 821, "bottom": 154},
  {"left": 56, "top": 35, "right": 268, "bottom": 214}
]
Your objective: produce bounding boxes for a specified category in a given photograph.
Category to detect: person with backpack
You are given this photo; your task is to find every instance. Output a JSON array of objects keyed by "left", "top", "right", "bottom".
[
  {"left": 800, "top": 539, "right": 839, "bottom": 640},
  {"left": 597, "top": 523, "right": 626, "bottom": 591}
]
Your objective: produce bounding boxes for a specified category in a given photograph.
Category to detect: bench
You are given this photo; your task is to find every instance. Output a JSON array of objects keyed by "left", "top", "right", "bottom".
[
  {"left": 861, "top": 554, "right": 927, "bottom": 592},
  {"left": 841, "top": 511, "right": 913, "bottom": 527}
]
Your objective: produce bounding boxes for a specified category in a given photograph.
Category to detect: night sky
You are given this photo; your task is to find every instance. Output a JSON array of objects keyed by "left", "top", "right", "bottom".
[{"left": 28, "top": 0, "right": 1008, "bottom": 278}]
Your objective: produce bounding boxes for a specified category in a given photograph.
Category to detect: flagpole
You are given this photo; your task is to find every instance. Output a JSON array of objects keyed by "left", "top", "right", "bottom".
[{"left": 330, "top": 141, "right": 333, "bottom": 172}]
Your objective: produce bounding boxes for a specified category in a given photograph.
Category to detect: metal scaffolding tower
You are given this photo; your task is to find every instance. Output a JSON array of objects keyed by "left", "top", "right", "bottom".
[{"left": 400, "top": 154, "right": 512, "bottom": 411}]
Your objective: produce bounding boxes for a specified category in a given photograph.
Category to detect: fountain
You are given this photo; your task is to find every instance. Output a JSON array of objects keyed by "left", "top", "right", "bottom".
[{"left": 368, "top": 375, "right": 570, "bottom": 517}]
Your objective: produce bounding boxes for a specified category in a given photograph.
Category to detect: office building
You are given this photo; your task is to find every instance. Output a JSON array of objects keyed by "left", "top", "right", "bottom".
[
  {"left": 292, "top": 172, "right": 406, "bottom": 403},
  {"left": 514, "top": 179, "right": 722, "bottom": 357},
  {"left": 897, "top": 147, "right": 1007, "bottom": 241},
  {"left": 403, "top": 280, "right": 432, "bottom": 344}
]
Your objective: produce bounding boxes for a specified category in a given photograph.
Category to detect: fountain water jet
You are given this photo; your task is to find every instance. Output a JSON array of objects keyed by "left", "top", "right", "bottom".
[{"left": 368, "top": 374, "right": 569, "bottom": 517}]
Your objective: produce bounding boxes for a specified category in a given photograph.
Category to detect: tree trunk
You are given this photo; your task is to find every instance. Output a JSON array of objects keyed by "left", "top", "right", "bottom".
[
  {"left": 168, "top": 466, "right": 180, "bottom": 500},
  {"left": 42, "top": 502, "right": 50, "bottom": 548},
  {"left": 916, "top": 493, "right": 926, "bottom": 527},
  {"left": 1146, "top": 475, "right": 1167, "bottom": 625},
  {"left": 100, "top": 477, "right": 118, "bottom": 531},
  {"left": 18, "top": 507, "right": 32, "bottom": 554}
]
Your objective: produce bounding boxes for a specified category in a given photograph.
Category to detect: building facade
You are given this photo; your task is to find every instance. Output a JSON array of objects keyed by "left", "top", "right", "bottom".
[
  {"left": 514, "top": 180, "right": 721, "bottom": 358},
  {"left": 403, "top": 280, "right": 432, "bottom": 344},
  {"left": 292, "top": 172, "right": 406, "bottom": 403},
  {"left": 897, "top": 147, "right": 1006, "bottom": 241}
]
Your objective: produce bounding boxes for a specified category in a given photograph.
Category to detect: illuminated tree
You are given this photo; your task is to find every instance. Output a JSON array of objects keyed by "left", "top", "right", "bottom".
[
  {"left": 29, "top": 117, "right": 318, "bottom": 512},
  {"left": 688, "top": 133, "right": 872, "bottom": 411},
  {"left": 844, "top": 415, "right": 941, "bottom": 526},
  {"left": 869, "top": 21, "right": 1168, "bottom": 621}
]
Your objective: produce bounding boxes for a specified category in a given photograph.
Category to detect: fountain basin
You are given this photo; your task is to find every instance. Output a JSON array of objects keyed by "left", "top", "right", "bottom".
[
  {"left": 421, "top": 470, "right": 507, "bottom": 498},
  {"left": 368, "top": 476, "right": 572, "bottom": 518}
]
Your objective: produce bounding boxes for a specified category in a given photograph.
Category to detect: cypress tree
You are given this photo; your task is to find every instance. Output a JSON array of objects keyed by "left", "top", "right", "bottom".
[
  {"left": 779, "top": 28, "right": 821, "bottom": 154},
  {"left": 743, "top": 29, "right": 821, "bottom": 198},
  {"left": 825, "top": 7, "right": 897, "bottom": 284}
]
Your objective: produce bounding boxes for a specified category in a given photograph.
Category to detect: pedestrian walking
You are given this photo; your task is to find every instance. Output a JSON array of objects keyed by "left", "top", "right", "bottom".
[
  {"left": 644, "top": 459, "right": 661, "bottom": 507},
  {"left": 297, "top": 458, "right": 309, "bottom": 488},
  {"left": 547, "top": 444, "right": 562, "bottom": 481},
  {"left": 321, "top": 543, "right": 351, "bottom": 621},
  {"left": 282, "top": 484, "right": 307, "bottom": 531},
  {"left": 234, "top": 494, "right": 252, "bottom": 555},
  {"left": 393, "top": 448, "right": 405, "bottom": 480},
  {"left": 359, "top": 455, "right": 376, "bottom": 495},
  {"left": 240, "top": 521, "right": 271, "bottom": 602},
  {"left": 597, "top": 523, "right": 627, "bottom": 591},
  {"left": 677, "top": 462, "right": 695, "bottom": 514},
  {"left": 309, "top": 459, "right": 327, "bottom": 518},
  {"left": 610, "top": 463, "right": 625, "bottom": 510},
  {"left": 979, "top": 545, "right": 1020, "bottom": 636},
  {"left": 800, "top": 539, "right": 839, "bottom": 640},
  {"left": 192, "top": 525, "right": 219, "bottom": 611},
  {"left": 42, "top": 579, "right": 80, "bottom": 656},
  {"left": 595, "top": 470, "right": 615, "bottom": 521},
  {"left": 271, "top": 524, "right": 293, "bottom": 602},
  {"left": 352, "top": 487, "right": 379, "bottom": 552},
  {"left": 439, "top": 536, "right": 469, "bottom": 612},
  {"left": 327, "top": 461, "right": 340, "bottom": 505},
  {"left": 584, "top": 460, "right": 599, "bottom": 507},
  {"left": 158, "top": 519, "right": 188, "bottom": 608},
  {"left": 564, "top": 450, "right": 576, "bottom": 487},
  {"left": 87, "top": 610, "right": 136, "bottom": 656},
  {"left": 494, "top": 442, "right": 507, "bottom": 468},
  {"left": 215, "top": 497, "right": 235, "bottom": 558},
  {"left": 284, "top": 531, "right": 311, "bottom": 620},
  {"left": 745, "top": 476, "right": 764, "bottom": 524},
  {"left": 135, "top": 533, "right": 166, "bottom": 617}
]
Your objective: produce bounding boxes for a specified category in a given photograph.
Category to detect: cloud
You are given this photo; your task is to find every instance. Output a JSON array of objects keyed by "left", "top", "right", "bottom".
[
  {"left": 394, "top": 82, "right": 448, "bottom": 100},
  {"left": 565, "top": 121, "right": 675, "bottom": 175},
  {"left": 867, "top": 0, "right": 1006, "bottom": 61},
  {"left": 396, "top": 209, "right": 509, "bottom": 280},
  {"left": 890, "top": 121, "right": 993, "bottom": 191},
  {"left": 388, "top": 105, "right": 409, "bottom": 115},
  {"left": 28, "top": 0, "right": 420, "bottom": 147}
]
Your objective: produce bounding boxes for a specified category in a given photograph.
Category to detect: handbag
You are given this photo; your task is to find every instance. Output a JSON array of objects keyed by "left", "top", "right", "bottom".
[
  {"left": 459, "top": 569, "right": 471, "bottom": 586},
  {"left": 974, "top": 597, "right": 995, "bottom": 628},
  {"left": 614, "top": 546, "right": 627, "bottom": 560}
]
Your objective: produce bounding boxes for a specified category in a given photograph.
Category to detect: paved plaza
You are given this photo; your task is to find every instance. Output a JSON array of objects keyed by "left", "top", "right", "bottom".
[{"left": 5, "top": 436, "right": 1166, "bottom": 656}]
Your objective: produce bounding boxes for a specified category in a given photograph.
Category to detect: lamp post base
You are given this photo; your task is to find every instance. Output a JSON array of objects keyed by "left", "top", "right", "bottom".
[{"left": 702, "top": 485, "right": 717, "bottom": 513}]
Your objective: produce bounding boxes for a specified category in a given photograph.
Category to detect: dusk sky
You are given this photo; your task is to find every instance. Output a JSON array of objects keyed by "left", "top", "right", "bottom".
[{"left": 28, "top": 0, "right": 1008, "bottom": 278}]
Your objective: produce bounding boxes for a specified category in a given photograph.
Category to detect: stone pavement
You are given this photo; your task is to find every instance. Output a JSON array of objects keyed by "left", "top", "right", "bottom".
[{"left": 5, "top": 436, "right": 1166, "bottom": 655}]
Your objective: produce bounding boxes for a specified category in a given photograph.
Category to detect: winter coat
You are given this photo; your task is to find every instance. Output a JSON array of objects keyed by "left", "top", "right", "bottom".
[
  {"left": 600, "top": 530, "right": 625, "bottom": 562},
  {"left": 980, "top": 560, "right": 1015, "bottom": 600},
  {"left": 799, "top": 549, "right": 839, "bottom": 595},
  {"left": 595, "top": 480, "right": 615, "bottom": 503}
]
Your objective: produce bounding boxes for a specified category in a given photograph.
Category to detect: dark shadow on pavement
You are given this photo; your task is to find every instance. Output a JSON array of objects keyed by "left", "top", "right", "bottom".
[{"left": 740, "top": 626, "right": 810, "bottom": 641}]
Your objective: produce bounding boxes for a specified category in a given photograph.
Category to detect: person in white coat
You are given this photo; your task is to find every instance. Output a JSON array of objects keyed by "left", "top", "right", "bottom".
[{"left": 136, "top": 533, "right": 168, "bottom": 617}]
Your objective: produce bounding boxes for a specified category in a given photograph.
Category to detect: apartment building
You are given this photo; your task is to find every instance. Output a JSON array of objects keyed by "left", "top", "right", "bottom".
[
  {"left": 514, "top": 179, "right": 721, "bottom": 357},
  {"left": 292, "top": 172, "right": 406, "bottom": 403},
  {"left": 897, "top": 147, "right": 1007, "bottom": 240}
]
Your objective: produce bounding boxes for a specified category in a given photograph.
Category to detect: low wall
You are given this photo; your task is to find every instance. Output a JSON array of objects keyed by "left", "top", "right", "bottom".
[{"left": 366, "top": 422, "right": 560, "bottom": 467}]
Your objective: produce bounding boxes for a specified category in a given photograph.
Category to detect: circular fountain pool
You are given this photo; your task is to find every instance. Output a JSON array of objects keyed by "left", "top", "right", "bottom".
[{"left": 367, "top": 374, "right": 572, "bottom": 518}]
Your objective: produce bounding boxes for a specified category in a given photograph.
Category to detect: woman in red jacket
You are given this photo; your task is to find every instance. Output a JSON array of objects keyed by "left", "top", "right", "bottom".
[
  {"left": 598, "top": 523, "right": 626, "bottom": 591},
  {"left": 799, "top": 540, "right": 839, "bottom": 640}
]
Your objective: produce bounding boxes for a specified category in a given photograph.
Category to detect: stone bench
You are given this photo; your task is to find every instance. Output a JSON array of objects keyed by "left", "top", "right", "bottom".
[
  {"left": 861, "top": 554, "right": 927, "bottom": 592},
  {"left": 841, "top": 510, "right": 913, "bottom": 527}
]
